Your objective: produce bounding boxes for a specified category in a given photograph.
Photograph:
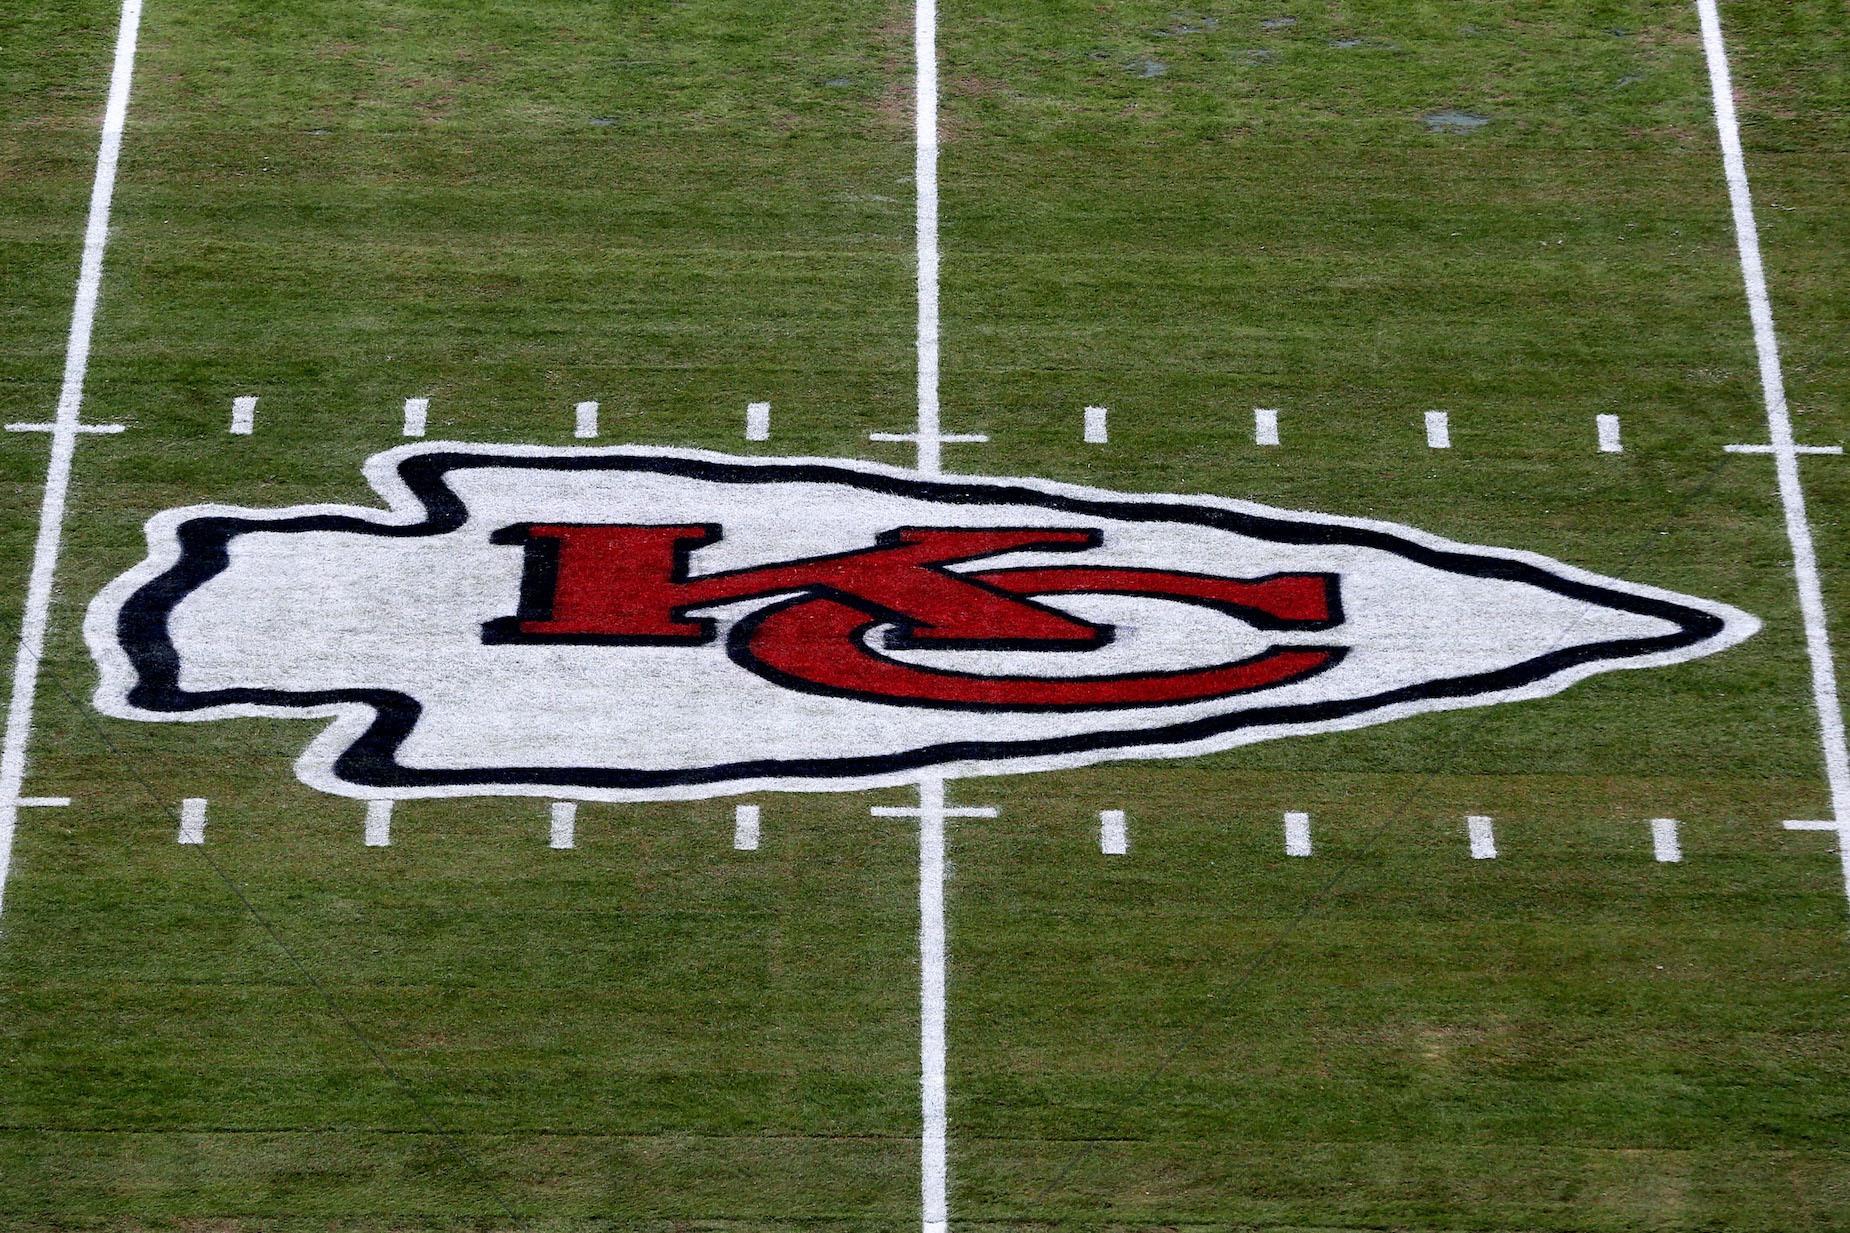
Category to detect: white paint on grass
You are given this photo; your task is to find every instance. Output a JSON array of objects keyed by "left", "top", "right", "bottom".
[
  {"left": 746, "top": 401, "right": 771, "bottom": 442},
  {"left": 364, "top": 799, "right": 393, "bottom": 846},
  {"left": 1099, "top": 808, "right": 1127, "bottom": 854},
  {"left": 1698, "top": 0, "right": 1850, "bottom": 904},
  {"left": 17, "top": 798, "right": 69, "bottom": 808},
  {"left": 573, "top": 401, "right": 599, "bottom": 440},
  {"left": 1425, "top": 410, "right": 1451, "bottom": 449},
  {"left": 733, "top": 803, "right": 760, "bottom": 851},
  {"left": 549, "top": 800, "right": 576, "bottom": 848},
  {"left": 1467, "top": 815, "right": 1497, "bottom": 859},
  {"left": 1283, "top": 811, "right": 1312, "bottom": 857},
  {"left": 0, "top": 0, "right": 144, "bottom": 919},
  {"left": 178, "top": 797, "right": 207, "bottom": 844},
  {"left": 1083, "top": 406, "right": 1108, "bottom": 444},
  {"left": 866, "top": 0, "right": 987, "bottom": 478},
  {"left": 1254, "top": 407, "right": 1280, "bottom": 447},
  {"left": 1726, "top": 442, "right": 1842, "bottom": 455},
  {"left": 871, "top": 775, "right": 995, "bottom": 1233},
  {"left": 402, "top": 397, "right": 428, "bottom": 438},
  {"left": 1597, "top": 414, "right": 1622, "bottom": 453},
  {"left": 1650, "top": 817, "right": 1681, "bottom": 863},
  {"left": 231, "top": 396, "right": 258, "bottom": 435},
  {"left": 6, "top": 421, "right": 123, "bottom": 434}
]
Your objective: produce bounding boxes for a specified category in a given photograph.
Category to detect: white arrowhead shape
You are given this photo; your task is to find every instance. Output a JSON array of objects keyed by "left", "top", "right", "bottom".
[{"left": 86, "top": 444, "right": 1757, "bottom": 801}]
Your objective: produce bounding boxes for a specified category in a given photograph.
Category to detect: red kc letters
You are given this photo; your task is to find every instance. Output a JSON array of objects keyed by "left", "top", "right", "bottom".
[{"left": 484, "top": 524, "right": 1343, "bottom": 709}]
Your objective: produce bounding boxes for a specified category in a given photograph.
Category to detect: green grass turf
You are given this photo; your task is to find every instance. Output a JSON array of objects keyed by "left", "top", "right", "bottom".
[{"left": 1, "top": 0, "right": 1848, "bottom": 1228}]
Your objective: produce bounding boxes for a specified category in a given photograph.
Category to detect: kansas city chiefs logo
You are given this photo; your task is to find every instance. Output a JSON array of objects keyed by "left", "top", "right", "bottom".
[{"left": 86, "top": 444, "right": 1757, "bottom": 800}]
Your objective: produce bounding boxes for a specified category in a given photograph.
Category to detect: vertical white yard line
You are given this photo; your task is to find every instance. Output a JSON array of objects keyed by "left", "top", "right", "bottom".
[
  {"left": 177, "top": 798, "right": 207, "bottom": 845},
  {"left": 1650, "top": 818, "right": 1683, "bottom": 864},
  {"left": 913, "top": 0, "right": 943, "bottom": 477},
  {"left": 230, "top": 395, "right": 257, "bottom": 435},
  {"left": 1424, "top": 410, "right": 1451, "bottom": 450},
  {"left": 1596, "top": 413, "right": 1623, "bottom": 453},
  {"left": 1466, "top": 815, "right": 1498, "bottom": 860},
  {"left": 1253, "top": 407, "right": 1280, "bottom": 447},
  {"left": 573, "top": 401, "right": 599, "bottom": 439},
  {"left": 916, "top": 772, "right": 950, "bottom": 1233},
  {"left": 1283, "top": 811, "right": 1312, "bottom": 857},
  {"left": 1098, "top": 809, "right": 1127, "bottom": 855},
  {"left": 549, "top": 801, "right": 576, "bottom": 849},
  {"left": 364, "top": 800, "right": 393, "bottom": 847},
  {"left": 401, "top": 397, "right": 429, "bottom": 437},
  {"left": 1082, "top": 406, "right": 1108, "bottom": 444},
  {"left": 745, "top": 401, "right": 771, "bottom": 442},
  {"left": 1697, "top": 0, "right": 1850, "bottom": 850},
  {"left": 0, "top": 0, "right": 144, "bottom": 918},
  {"left": 733, "top": 803, "right": 760, "bottom": 851}
]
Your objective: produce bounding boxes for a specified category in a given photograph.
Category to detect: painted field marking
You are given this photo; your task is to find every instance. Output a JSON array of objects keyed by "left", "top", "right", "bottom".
[
  {"left": 1649, "top": 817, "right": 1682, "bottom": 863},
  {"left": 401, "top": 397, "right": 428, "bottom": 437},
  {"left": 1698, "top": 0, "right": 1850, "bottom": 905},
  {"left": 1099, "top": 809, "right": 1127, "bottom": 854},
  {"left": 0, "top": 0, "right": 144, "bottom": 919},
  {"left": 872, "top": 774, "right": 995, "bottom": 1233},
  {"left": 1425, "top": 410, "right": 1451, "bottom": 450},
  {"left": 364, "top": 800, "right": 393, "bottom": 847},
  {"left": 15, "top": 798, "right": 69, "bottom": 808},
  {"left": 867, "top": 0, "right": 983, "bottom": 483},
  {"left": 1597, "top": 413, "right": 1623, "bottom": 453},
  {"left": 178, "top": 797, "right": 207, "bottom": 845},
  {"left": 6, "top": 421, "right": 124, "bottom": 434},
  {"left": 745, "top": 401, "right": 771, "bottom": 441},
  {"left": 733, "top": 803, "right": 761, "bottom": 851},
  {"left": 1254, "top": 407, "right": 1281, "bottom": 447},
  {"left": 573, "top": 401, "right": 599, "bottom": 440},
  {"left": 1466, "top": 815, "right": 1497, "bottom": 859},
  {"left": 1725, "top": 442, "right": 1842, "bottom": 455},
  {"left": 1083, "top": 405, "right": 1109, "bottom": 444},
  {"left": 549, "top": 801, "right": 576, "bottom": 849},
  {"left": 230, "top": 395, "right": 258, "bottom": 435},
  {"left": 1283, "top": 811, "right": 1312, "bottom": 857}
]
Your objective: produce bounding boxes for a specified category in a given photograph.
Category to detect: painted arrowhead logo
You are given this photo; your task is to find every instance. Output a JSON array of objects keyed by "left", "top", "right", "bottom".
[{"left": 86, "top": 444, "right": 1757, "bottom": 801}]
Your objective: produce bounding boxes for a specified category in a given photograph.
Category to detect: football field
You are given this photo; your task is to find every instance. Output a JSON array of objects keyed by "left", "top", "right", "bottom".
[{"left": 3, "top": 1, "right": 1849, "bottom": 1229}]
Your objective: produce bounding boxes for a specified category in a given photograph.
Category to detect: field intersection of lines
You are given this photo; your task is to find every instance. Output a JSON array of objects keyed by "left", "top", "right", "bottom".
[{"left": 2, "top": 1, "right": 1849, "bottom": 1230}]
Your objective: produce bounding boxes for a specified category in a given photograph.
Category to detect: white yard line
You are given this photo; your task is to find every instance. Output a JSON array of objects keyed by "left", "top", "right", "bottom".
[
  {"left": 1253, "top": 407, "right": 1281, "bottom": 447},
  {"left": 1650, "top": 817, "right": 1683, "bottom": 864},
  {"left": 745, "top": 401, "right": 771, "bottom": 442},
  {"left": 872, "top": 775, "right": 996, "bottom": 1233},
  {"left": 1099, "top": 808, "right": 1127, "bottom": 855},
  {"left": 1083, "top": 405, "right": 1108, "bottom": 444},
  {"left": 1596, "top": 413, "right": 1622, "bottom": 454},
  {"left": 0, "top": 0, "right": 144, "bottom": 918},
  {"left": 1466, "top": 815, "right": 1498, "bottom": 860},
  {"left": 868, "top": 0, "right": 984, "bottom": 475},
  {"left": 732, "top": 803, "right": 760, "bottom": 851},
  {"left": 1696, "top": 0, "right": 1850, "bottom": 900},
  {"left": 401, "top": 396, "right": 429, "bottom": 437},
  {"left": 1283, "top": 811, "right": 1312, "bottom": 857},
  {"left": 573, "top": 401, "right": 599, "bottom": 440},
  {"left": 178, "top": 798, "right": 207, "bottom": 845},
  {"left": 549, "top": 801, "right": 577, "bottom": 849},
  {"left": 230, "top": 395, "right": 258, "bottom": 435},
  {"left": 1424, "top": 410, "right": 1451, "bottom": 450}
]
